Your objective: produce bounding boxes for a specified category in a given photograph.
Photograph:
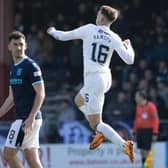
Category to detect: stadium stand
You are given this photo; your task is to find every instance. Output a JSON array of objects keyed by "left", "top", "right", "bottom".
[{"left": 1, "top": 0, "right": 168, "bottom": 143}]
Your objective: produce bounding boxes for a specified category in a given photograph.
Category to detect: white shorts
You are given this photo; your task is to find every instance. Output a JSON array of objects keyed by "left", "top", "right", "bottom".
[
  {"left": 80, "top": 72, "right": 112, "bottom": 115},
  {"left": 5, "top": 119, "right": 42, "bottom": 149}
]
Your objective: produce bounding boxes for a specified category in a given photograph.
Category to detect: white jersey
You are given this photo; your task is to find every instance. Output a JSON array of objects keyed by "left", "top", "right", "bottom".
[{"left": 49, "top": 24, "right": 135, "bottom": 74}]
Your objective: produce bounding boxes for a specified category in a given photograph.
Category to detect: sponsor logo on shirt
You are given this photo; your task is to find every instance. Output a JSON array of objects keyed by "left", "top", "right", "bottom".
[
  {"left": 10, "top": 78, "right": 23, "bottom": 85},
  {"left": 33, "top": 71, "right": 41, "bottom": 77}
]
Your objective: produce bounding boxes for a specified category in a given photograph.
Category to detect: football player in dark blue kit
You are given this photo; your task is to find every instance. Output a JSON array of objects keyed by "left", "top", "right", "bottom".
[{"left": 0, "top": 31, "right": 45, "bottom": 168}]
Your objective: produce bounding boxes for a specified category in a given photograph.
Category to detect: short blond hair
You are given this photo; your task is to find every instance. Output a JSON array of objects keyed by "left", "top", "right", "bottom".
[{"left": 100, "top": 5, "right": 120, "bottom": 23}]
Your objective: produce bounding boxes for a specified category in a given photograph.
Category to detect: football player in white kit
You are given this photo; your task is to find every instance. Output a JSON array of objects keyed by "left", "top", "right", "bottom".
[{"left": 47, "top": 5, "right": 135, "bottom": 163}]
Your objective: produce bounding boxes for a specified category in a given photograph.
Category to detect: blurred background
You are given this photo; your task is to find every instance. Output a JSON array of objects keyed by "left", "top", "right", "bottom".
[{"left": 0, "top": 0, "right": 168, "bottom": 164}]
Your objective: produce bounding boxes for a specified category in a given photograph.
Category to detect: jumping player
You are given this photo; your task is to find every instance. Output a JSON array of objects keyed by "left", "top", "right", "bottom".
[{"left": 47, "top": 5, "right": 135, "bottom": 163}]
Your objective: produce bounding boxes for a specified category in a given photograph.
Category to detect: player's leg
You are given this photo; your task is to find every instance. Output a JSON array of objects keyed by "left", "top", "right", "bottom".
[
  {"left": 24, "top": 148, "right": 43, "bottom": 168},
  {"left": 75, "top": 92, "right": 126, "bottom": 150},
  {"left": 75, "top": 74, "right": 134, "bottom": 162},
  {"left": 88, "top": 109, "right": 135, "bottom": 163},
  {"left": 75, "top": 95, "right": 134, "bottom": 163},
  {"left": 140, "top": 149, "right": 150, "bottom": 166},
  {"left": 22, "top": 119, "right": 43, "bottom": 168},
  {"left": 137, "top": 129, "right": 153, "bottom": 166},
  {"left": 3, "top": 147, "right": 23, "bottom": 168},
  {"left": 75, "top": 94, "right": 86, "bottom": 114},
  {"left": 88, "top": 99, "right": 126, "bottom": 151},
  {"left": 3, "top": 120, "right": 25, "bottom": 168},
  {"left": 88, "top": 74, "right": 134, "bottom": 163},
  {"left": 75, "top": 73, "right": 125, "bottom": 150},
  {"left": 87, "top": 83, "right": 126, "bottom": 148}
]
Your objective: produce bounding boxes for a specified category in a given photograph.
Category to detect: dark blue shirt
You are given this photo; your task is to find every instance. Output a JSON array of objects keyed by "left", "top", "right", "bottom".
[{"left": 10, "top": 56, "right": 43, "bottom": 120}]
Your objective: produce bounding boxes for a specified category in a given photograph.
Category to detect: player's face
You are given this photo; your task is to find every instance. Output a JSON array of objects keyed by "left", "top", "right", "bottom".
[
  {"left": 96, "top": 10, "right": 104, "bottom": 25},
  {"left": 8, "top": 38, "right": 27, "bottom": 59},
  {"left": 135, "top": 93, "right": 142, "bottom": 105}
]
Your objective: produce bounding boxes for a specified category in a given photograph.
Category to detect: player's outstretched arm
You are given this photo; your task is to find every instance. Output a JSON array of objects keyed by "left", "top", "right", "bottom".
[
  {"left": 47, "top": 24, "right": 89, "bottom": 41},
  {"left": 47, "top": 26, "right": 81, "bottom": 41},
  {"left": 0, "top": 86, "right": 14, "bottom": 118}
]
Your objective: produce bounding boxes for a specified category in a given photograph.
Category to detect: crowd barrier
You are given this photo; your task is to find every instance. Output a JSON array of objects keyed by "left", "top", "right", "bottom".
[{"left": 0, "top": 142, "right": 167, "bottom": 168}]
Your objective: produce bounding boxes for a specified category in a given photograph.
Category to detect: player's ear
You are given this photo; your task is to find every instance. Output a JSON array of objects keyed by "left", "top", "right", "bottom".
[{"left": 24, "top": 42, "right": 27, "bottom": 50}]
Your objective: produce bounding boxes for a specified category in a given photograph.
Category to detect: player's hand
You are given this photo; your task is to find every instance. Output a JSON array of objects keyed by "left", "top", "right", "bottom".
[
  {"left": 123, "top": 39, "right": 131, "bottom": 49},
  {"left": 123, "top": 39, "right": 130, "bottom": 44},
  {"left": 24, "top": 116, "right": 35, "bottom": 136},
  {"left": 47, "top": 27, "right": 56, "bottom": 35}
]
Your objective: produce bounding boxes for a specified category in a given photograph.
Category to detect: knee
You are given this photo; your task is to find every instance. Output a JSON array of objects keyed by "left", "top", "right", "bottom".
[
  {"left": 3, "top": 150, "right": 13, "bottom": 162},
  {"left": 24, "top": 149, "right": 42, "bottom": 168},
  {"left": 25, "top": 154, "right": 41, "bottom": 167},
  {"left": 88, "top": 115, "right": 101, "bottom": 131},
  {"left": 74, "top": 94, "right": 84, "bottom": 107}
]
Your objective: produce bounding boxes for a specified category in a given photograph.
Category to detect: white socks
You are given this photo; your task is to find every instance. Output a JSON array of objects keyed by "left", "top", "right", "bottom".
[
  {"left": 97, "top": 122, "right": 125, "bottom": 150},
  {"left": 79, "top": 105, "right": 125, "bottom": 150}
]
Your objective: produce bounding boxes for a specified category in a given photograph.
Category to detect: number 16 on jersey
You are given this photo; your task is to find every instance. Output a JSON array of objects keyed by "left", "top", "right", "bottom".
[{"left": 91, "top": 43, "right": 110, "bottom": 64}]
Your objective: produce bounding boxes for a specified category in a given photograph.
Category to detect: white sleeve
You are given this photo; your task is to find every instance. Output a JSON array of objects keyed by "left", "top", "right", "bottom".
[
  {"left": 48, "top": 24, "right": 91, "bottom": 41},
  {"left": 113, "top": 35, "right": 135, "bottom": 65}
]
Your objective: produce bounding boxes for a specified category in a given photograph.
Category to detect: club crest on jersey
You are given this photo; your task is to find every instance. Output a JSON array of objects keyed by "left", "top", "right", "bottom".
[
  {"left": 16, "top": 68, "right": 23, "bottom": 76},
  {"left": 142, "top": 112, "right": 148, "bottom": 119},
  {"left": 98, "top": 29, "right": 103, "bottom": 33}
]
